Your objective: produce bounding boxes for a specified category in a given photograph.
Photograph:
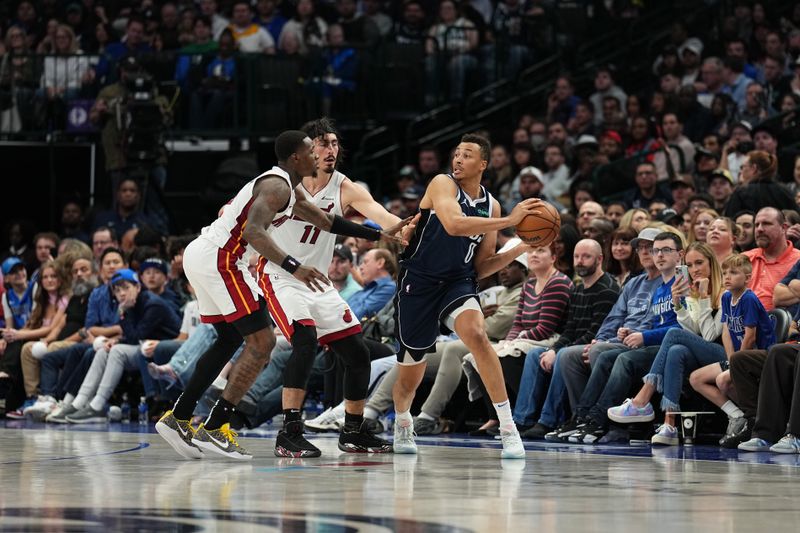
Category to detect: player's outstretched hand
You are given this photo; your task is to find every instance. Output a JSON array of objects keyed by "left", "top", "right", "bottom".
[
  {"left": 293, "top": 265, "right": 330, "bottom": 292},
  {"left": 381, "top": 214, "right": 419, "bottom": 246},
  {"left": 509, "top": 198, "right": 544, "bottom": 225}
]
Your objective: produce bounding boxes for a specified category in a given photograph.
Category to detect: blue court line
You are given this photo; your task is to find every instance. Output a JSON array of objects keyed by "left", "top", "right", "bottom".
[{"left": 0, "top": 442, "right": 150, "bottom": 465}]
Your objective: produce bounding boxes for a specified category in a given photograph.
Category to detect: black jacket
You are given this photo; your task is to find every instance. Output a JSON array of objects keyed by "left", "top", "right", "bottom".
[{"left": 724, "top": 180, "right": 797, "bottom": 218}]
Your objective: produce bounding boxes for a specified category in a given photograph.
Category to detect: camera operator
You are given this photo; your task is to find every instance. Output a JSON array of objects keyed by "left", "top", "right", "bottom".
[{"left": 89, "top": 56, "right": 171, "bottom": 234}]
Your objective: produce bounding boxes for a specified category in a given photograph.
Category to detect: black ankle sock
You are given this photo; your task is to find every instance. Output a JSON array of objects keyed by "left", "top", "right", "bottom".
[
  {"left": 283, "top": 408, "right": 302, "bottom": 426},
  {"left": 204, "top": 398, "right": 236, "bottom": 430},
  {"left": 343, "top": 412, "right": 363, "bottom": 432},
  {"left": 172, "top": 393, "right": 194, "bottom": 420}
]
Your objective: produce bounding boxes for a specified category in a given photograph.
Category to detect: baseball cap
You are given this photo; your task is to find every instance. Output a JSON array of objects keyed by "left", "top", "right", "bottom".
[
  {"left": 333, "top": 244, "right": 353, "bottom": 263},
  {"left": 601, "top": 130, "right": 622, "bottom": 144},
  {"left": 679, "top": 37, "right": 703, "bottom": 57},
  {"left": 401, "top": 184, "right": 425, "bottom": 200},
  {"left": 140, "top": 257, "right": 168, "bottom": 275},
  {"left": 575, "top": 134, "right": 599, "bottom": 149},
  {"left": 709, "top": 168, "right": 734, "bottom": 185},
  {"left": 670, "top": 174, "right": 695, "bottom": 189},
  {"left": 517, "top": 166, "right": 543, "bottom": 181},
  {"left": 1, "top": 257, "right": 24, "bottom": 276},
  {"left": 731, "top": 120, "right": 753, "bottom": 133},
  {"left": 497, "top": 238, "right": 528, "bottom": 269},
  {"left": 752, "top": 123, "right": 777, "bottom": 139},
  {"left": 397, "top": 165, "right": 419, "bottom": 181},
  {"left": 630, "top": 227, "right": 663, "bottom": 250},
  {"left": 694, "top": 145, "right": 720, "bottom": 162},
  {"left": 111, "top": 268, "right": 139, "bottom": 286},
  {"left": 657, "top": 208, "right": 682, "bottom": 225}
]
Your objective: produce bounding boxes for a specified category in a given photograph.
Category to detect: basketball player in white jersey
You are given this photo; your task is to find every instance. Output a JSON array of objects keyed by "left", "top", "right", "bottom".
[
  {"left": 156, "top": 130, "right": 409, "bottom": 460},
  {"left": 262, "top": 117, "right": 415, "bottom": 457}
]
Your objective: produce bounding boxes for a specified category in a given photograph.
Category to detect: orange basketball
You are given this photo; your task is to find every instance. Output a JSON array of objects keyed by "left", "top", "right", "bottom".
[{"left": 515, "top": 201, "right": 561, "bottom": 247}]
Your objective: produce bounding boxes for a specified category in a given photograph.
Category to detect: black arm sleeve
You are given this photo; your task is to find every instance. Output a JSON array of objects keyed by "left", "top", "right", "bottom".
[{"left": 330, "top": 215, "right": 382, "bottom": 241}]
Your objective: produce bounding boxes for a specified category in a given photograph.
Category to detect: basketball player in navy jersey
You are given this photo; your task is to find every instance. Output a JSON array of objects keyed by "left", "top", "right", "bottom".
[
  {"left": 392, "top": 134, "right": 542, "bottom": 459},
  {"left": 156, "top": 130, "right": 409, "bottom": 460}
]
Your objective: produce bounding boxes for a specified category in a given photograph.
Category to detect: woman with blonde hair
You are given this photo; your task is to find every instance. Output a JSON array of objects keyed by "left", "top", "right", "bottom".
[
  {"left": 724, "top": 149, "right": 796, "bottom": 217},
  {"left": 706, "top": 217, "right": 738, "bottom": 264},
  {"left": 687, "top": 208, "right": 718, "bottom": 243},
  {"left": 37, "top": 24, "right": 93, "bottom": 128},
  {"left": 618, "top": 208, "right": 651, "bottom": 233},
  {"left": 607, "top": 242, "right": 726, "bottom": 445},
  {"left": 0, "top": 260, "right": 70, "bottom": 417}
]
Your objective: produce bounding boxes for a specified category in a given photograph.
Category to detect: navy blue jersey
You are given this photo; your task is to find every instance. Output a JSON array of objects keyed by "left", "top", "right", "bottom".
[{"left": 400, "top": 176, "right": 495, "bottom": 280}]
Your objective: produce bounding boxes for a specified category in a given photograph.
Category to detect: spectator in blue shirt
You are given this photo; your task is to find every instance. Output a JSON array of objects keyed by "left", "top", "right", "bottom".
[
  {"left": 94, "top": 17, "right": 153, "bottom": 83},
  {"left": 254, "top": 0, "right": 288, "bottom": 43},
  {"left": 189, "top": 29, "right": 238, "bottom": 129},
  {"left": 347, "top": 248, "right": 397, "bottom": 322},
  {"left": 90, "top": 179, "right": 158, "bottom": 238}
]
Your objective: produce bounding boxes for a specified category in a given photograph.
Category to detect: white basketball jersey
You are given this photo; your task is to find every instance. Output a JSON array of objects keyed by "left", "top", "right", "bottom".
[
  {"left": 261, "top": 170, "right": 346, "bottom": 276},
  {"left": 199, "top": 166, "right": 295, "bottom": 262}
]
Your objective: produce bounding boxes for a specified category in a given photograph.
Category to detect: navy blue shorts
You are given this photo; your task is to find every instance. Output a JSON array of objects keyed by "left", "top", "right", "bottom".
[{"left": 394, "top": 270, "right": 478, "bottom": 362}]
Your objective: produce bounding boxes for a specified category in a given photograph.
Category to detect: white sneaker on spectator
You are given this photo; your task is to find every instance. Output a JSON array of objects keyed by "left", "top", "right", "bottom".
[
  {"left": 24, "top": 395, "right": 57, "bottom": 422},
  {"left": 46, "top": 402, "right": 77, "bottom": 424},
  {"left": 304, "top": 407, "right": 342, "bottom": 432}
]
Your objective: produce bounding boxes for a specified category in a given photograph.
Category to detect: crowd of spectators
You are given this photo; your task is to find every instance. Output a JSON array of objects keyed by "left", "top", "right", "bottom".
[{"left": 2, "top": 1, "right": 800, "bottom": 454}]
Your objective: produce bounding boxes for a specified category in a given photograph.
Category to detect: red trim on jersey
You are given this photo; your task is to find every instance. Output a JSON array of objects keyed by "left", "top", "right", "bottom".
[
  {"left": 216, "top": 248, "right": 258, "bottom": 318},
  {"left": 319, "top": 324, "right": 362, "bottom": 346},
  {"left": 258, "top": 263, "right": 294, "bottom": 339}
]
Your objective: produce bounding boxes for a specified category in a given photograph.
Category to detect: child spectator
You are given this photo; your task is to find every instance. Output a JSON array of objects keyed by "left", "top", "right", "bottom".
[{"left": 689, "top": 254, "right": 775, "bottom": 446}]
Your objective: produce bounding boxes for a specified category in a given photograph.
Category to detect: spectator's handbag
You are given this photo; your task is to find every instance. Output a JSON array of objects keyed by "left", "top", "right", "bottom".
[
  {"left": 494, "top": 335, "right": 560, "bottom": 358},
  {"left": 361, "top": 300, "right": 396, "bottom": 346}
]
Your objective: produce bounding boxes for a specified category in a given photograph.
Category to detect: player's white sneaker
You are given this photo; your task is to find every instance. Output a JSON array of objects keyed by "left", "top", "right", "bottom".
[
  {"left": 393, "top": 421, "right": 418, "bottom": 454},
  {"left": 500, "top": 427, "right": 526, "bottom": 459}
]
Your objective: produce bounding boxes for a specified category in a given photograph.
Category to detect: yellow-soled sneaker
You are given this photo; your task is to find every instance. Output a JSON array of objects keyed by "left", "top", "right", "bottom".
[
  {"left": 155, "top": 410, "right": 204, "bottom": 459},
  {"left": 192, "top": 423, "right": 253, "bottom": 460}
]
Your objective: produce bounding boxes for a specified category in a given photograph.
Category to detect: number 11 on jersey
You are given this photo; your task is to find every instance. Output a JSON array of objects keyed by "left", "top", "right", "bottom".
[{"left": 300, "top": 224, "right": 321, "bottom": 244}]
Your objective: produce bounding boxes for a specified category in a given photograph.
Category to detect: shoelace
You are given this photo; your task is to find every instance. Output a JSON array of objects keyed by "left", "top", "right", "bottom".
[
  {"left": 218, "top": 424, "right": 239, "bottom": 446},
  {"left": 500, "top": 431, "right": 522, "bottom": 448},
  {"left": 397, "top": 424, "right": 416, "bottom": 443}
]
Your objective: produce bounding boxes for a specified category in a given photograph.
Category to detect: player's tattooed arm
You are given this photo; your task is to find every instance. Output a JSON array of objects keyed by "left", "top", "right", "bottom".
[{"left": 245, "top": 177, "right": 329, "bottom": 290}]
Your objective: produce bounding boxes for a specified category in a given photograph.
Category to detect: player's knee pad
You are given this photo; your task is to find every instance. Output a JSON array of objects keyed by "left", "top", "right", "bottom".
[
  {"left": 283, "top": 322, "right": 318, "bottom": 390},
  {"left": 328, "top": 335, "right": 370, "bottom": 401}
]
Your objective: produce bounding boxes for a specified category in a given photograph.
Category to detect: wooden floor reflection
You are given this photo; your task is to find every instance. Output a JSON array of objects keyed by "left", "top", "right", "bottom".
[{"left": 1, "top": 423, "right": 799, "bottom": 532}]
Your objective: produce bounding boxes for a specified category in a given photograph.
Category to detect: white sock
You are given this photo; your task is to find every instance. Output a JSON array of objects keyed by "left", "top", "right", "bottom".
[
  {"left": 62, "top": 393, "right": 74, "bottom": 407},
  {"left": 493, "top": 400, "right": 515, "bottom": 430},
  {"left": 89, "top": 397, "right": 105, "bottom": 412},
  {"left": 721, "top": 400, "right": 744, "bottom": 418},
  {"left": 71, "top": 395, "right": 87, "bottom": 409},
  {"left": 364, "top": 406, "right": 380, "bottom": 420},
  {"left": 396, "top": 410, "right": 413, "bottom": 427},
  {"left": 417, "top": 412, "right": 435, "bottom": 422}
]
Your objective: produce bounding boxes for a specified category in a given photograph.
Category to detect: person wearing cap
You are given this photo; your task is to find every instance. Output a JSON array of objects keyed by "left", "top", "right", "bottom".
[
  {"left": 65, "top": 269, "right": 181, "bottom": 423},
  {"left": 504, "top": 166, "right": 562, "bottom": 215},
  {"left": 328, "top": 244, "right": 361, "bottom": 300},
  {"left": 401, "top": 184, "right": 425, "bottom": 215},
  {"left": 395, "top": 165, "right": 420, "bottom": 196},
  {"left": 719, "top": 124, "right": 750, "bottom": 183},
  {"left": 693, "top": 144, "right": 721, "bottom": 187},
  {"left": 752, "top": 123, "right": 779, "bottom": 156},
  {"left": 365, "top": 238, "right": 531, "bottom": 436},
  {"left": 623, "top": 161, "right": 673, "bottom": 210},
  {"left": 657, "top": 208, "right": 684, "bottom": 229},
  {"left": 670, "top": 174, "right": 696, "bottom": 213},
  {"left": 708, "top": 168, "right": 734, "bottom": 212},
  {"left": 140, "top": 257, "right": 182, "bottom": 317},
  {"left": 678, "top": 37, "right": 703, "bottom": 86},
  {"left": 1, "top": 258, "right": 34, "bottom": 331}
]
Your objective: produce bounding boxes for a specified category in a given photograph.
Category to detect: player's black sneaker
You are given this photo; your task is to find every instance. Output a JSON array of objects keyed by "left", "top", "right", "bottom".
[
  {"left": 274, "top": 420, "right": 322, "bottom": 458},
  {"left": 338, "top": 421, "right": 393, "bottom": 453}
]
